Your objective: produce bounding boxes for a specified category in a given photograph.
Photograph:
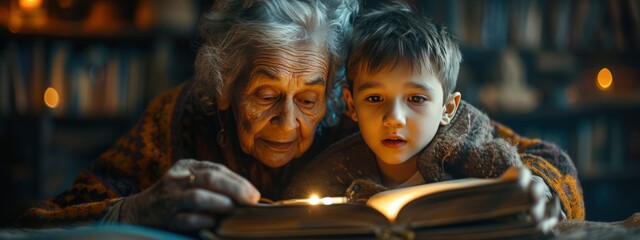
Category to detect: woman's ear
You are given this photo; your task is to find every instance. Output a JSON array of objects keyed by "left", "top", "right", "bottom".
[
  {"left": 342, "top": 87, "right": 358, "bottom": 122},
  {"left": 440, "top": 92, "right": 461, "bottom": 125},
  {"left": 217, "top": 97, "right": 230, "bottom": 110}
]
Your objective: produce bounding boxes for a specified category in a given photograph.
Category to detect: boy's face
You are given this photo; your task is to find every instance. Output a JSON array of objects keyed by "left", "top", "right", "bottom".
[{"left": 347, "top": 62, "right": 452, "bottom": 166}]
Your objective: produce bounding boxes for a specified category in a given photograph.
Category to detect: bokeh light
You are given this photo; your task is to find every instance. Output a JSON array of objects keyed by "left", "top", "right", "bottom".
[
  {"left": 597, "top": 68, "right": 613, "bottom": 90},
  {"left": 44, "top": 87, "right": 59, "bottom": 109},
  {"left": 19, "top": 0, "right": 42, "bottom": 10}
]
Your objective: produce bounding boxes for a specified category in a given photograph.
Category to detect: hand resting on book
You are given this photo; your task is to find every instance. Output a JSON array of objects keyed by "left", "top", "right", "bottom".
[
  {"left": 117, "top": 159, "right": 260, "bottom": 231},
  {"left": 212, "top": 166, "right": 561, "bottom": 239},
  {"left": 346, "top": 167, "right": 561, "bottom": 234}
]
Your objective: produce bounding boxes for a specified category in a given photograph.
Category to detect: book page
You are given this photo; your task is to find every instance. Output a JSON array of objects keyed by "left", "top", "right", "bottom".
[
  {"left": 366, "top": 177, "right": 500, "bottom": 223},
  {"left": 366, "top": 167, "right": 524, "bottom": 223}
]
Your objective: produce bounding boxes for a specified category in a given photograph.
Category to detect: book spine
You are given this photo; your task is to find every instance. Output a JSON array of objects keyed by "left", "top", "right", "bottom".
[
  {"left": 0, "top": 48, "right": 9, "bottom": 116},
  {"left": 49, "top": 41, "right": 72, "bottom": 117}
]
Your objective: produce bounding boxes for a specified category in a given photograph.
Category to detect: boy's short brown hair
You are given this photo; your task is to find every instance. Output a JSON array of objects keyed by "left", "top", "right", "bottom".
[{"left": 346, "top": 0, "right": 462, "bottom": 101}]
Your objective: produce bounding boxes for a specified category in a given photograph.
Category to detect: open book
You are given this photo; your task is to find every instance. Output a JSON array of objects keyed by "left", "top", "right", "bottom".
[{"left": 212, "top": 167, "right": 543, "bottom": 239}]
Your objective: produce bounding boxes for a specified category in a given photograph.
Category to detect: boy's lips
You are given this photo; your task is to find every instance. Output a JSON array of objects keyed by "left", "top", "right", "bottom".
[{"left": 381, "top": 136, "right": 406, "bottom": 148}]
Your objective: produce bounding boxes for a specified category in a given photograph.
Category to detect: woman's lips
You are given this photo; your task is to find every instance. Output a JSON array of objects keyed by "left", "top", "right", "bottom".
[
  {"left": 381, "top": 138, "right": 406, "bottom": 148},
  {"left": 260, "top": 139, "right": 295, "bottom": 151}
]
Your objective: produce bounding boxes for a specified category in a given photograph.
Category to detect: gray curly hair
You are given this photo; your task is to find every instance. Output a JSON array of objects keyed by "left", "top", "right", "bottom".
[{"left": 193, "top": 0, "right": 359, "bottom": 128}]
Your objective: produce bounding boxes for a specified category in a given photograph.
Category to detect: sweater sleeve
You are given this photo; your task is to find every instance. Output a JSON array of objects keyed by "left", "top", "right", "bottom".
[
  {"left": 15, "top": 85, "right": 185, "bottom": 228},
  {"left": 492, "top": 121, "right": 585, "bottom": 220}
]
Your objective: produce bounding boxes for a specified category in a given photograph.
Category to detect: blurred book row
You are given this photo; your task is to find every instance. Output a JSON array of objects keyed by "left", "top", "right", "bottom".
[
  {"left": 0, "top": 40, "right": 146, "bottom": 118},
  {"left": 417, "top": 0, "right": 640, "bottom": 51},
  {"left": 0, "top": 0, "right": 200, "bottom": 118},
  {"left": 508, "top": 112, "right": 640, "bottom": 179},
  {"left": 0, "top": 0, "right": 198, "bottom": 37}
]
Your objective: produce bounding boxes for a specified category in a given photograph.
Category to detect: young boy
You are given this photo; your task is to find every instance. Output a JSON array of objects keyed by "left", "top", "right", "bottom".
[{"left": 284, "top": 1, "right": 583, "bottom": 220}]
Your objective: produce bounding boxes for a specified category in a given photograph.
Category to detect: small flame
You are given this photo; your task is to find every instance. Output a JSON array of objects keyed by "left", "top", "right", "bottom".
[{"left": 308, "top": 195, "right": 320, "bottom": 205}]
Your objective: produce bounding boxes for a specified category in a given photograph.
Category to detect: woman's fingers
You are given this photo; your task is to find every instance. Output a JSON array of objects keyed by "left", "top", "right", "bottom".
[
  {"left": 134, "top": 159, "right": 261, "bottom": 230},
  {"left": 181, "top": 188, "right": 234, "bottom": 213},
  {"left": 189, "top": 163, "right": 260, "bottom": 205}
]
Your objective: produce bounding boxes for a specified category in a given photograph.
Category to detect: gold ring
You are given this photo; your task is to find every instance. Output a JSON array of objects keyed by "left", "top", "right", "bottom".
[{"left": 188, "top": 174, "right": 196, "bottom": 188}]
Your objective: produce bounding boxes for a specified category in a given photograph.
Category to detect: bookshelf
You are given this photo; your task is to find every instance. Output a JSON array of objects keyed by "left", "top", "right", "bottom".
[
  {"left": 407, "top": 0, "right": 640, "bottom": 222},
  {"left": 0, "top": 0, "right": 205, "bottom": 226}
]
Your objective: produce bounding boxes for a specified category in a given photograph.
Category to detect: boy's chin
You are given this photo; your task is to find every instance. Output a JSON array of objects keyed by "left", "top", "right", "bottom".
[{"left": 376, "top": 155, "right": 415, "bottom": 166}]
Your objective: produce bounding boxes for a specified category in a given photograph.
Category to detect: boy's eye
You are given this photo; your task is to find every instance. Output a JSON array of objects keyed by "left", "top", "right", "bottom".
[
  {"left": 365, "top": 96, "right": 383, "bottom": 103},
  {"left": 408, "top": 95, "right": 428, "bottom": 103}
]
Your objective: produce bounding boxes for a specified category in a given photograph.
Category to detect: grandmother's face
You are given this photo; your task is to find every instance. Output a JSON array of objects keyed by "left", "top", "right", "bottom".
[{"left": 228, "top": 46, "right": 329, "bottom": 168}]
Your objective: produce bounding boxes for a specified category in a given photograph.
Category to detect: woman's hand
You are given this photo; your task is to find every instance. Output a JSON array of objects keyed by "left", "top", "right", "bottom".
[{"left": 119, "top": 159, "right": 260, "bottom": 231}]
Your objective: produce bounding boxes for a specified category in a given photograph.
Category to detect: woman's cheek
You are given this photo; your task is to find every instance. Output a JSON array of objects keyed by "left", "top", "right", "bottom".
[{"left": 309, "top": 101, "right": 326, "bottom": 124}]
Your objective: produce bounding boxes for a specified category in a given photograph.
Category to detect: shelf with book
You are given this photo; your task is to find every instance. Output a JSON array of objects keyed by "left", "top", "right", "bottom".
[
  {"left": 0, "top": 0, "right": 203, "bottom": 227},
  {"left": 411, "top": 0, "right": 640, "bottom": 222},
  {"left": 0, "top": 0, "right": 202, "bottom": 118},
  {"left": 0, "top": 0, "right": 198, "bottom": 39},
  {"left": 412, "top": 0, "right": 640, "bottom": 52}
]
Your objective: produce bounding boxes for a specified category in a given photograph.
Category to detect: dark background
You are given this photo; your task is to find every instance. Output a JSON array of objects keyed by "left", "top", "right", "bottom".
[{"left": 1, "top": 0, "right": 639, "bottom": 227}]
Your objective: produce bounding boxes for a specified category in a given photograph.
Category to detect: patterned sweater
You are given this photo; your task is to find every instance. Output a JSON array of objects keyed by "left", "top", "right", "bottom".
[{"left": 284, "top": 101, "right": 585, "bottom": 220}]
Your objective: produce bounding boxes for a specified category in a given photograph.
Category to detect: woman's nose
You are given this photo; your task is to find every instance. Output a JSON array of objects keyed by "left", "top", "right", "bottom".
[
  {"left": 270, "top": 98, "right": 299, "bottom": 131},
  {"left": 382, "top": 100, "right": 406, "bottom": 128}
]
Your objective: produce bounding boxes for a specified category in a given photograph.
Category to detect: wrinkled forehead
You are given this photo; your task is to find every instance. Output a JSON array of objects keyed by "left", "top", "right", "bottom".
[{"left": 251, "top": 43, "right": 331, "bottom": 79}]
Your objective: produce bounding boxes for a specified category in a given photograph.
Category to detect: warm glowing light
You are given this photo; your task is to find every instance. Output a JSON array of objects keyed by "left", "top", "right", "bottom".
[
  {"left": 321, "top": 197, "right": 334, "bottom": 205},
  {"left": 19, "top": 0, "right": 42, "bottom": 10},
  {"left": 597, "top": 68, "right": 613, "bottom": 90},
  {"left": 44, "top": 87, "right": 60, "bottom": 109},
  {"left": 308, "top": 195, "right": 320, "bottom": 205}
]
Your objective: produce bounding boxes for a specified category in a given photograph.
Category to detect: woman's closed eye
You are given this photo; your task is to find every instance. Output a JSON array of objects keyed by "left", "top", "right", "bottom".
[
  {"left": 295, "top": 92, "right": 320, "bottom": 111},
  {"left": 295, "top": 98, "right": 316, "bottom": 109},
  {"left": 256, "top": 94, "right": 279, "bottom": 106},
  {"left": 255, "top": 88, "right": 280, "bottom": 105}
]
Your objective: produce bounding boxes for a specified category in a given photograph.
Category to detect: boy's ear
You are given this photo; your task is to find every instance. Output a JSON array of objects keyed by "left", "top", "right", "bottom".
[
  {"left": 342, "top": 87, "right": 358, "bottom": 122},
  {"left": 440, "top": 92, "right": 461, "bottom": 125}
]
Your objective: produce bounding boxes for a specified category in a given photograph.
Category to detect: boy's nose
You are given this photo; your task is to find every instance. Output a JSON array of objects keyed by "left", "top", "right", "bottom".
[{"left": 383, "top": 100, "right": 406, "bottom": 128}]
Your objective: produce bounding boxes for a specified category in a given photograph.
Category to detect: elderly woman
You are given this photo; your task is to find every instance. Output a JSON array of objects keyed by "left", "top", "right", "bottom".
[
  {"left": 17, "top": 0, "right": 582, "bottom": 234},
  {"left": 17, "top": 0, "right": 358, "bottom": 231}
]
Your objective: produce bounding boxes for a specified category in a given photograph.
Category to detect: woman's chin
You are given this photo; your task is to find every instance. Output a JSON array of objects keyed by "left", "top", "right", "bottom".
[
  {"left": 253, "top": 148, "right": 298, "bottom": 168},
  {"left": 257, "top": 155, "right": 293, "bottom": 168},
  {"left": 251, "top": 141, "right": 303, "bottom": 168}
]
